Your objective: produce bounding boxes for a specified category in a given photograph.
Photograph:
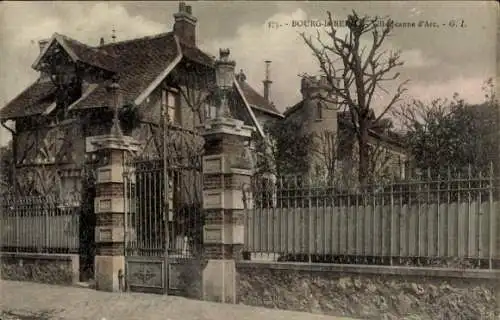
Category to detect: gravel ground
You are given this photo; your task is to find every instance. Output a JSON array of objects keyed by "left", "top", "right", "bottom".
[{"left": 0, "top": 280, "right": 355, "bottom": 320}]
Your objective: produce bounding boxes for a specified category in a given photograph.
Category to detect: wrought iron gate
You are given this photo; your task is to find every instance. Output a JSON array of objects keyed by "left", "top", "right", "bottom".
[{"left": 123, "top": 153, "right": 203, "bottom": 294}]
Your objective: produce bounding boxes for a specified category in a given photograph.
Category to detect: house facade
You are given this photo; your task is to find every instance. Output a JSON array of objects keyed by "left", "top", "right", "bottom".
[
  {"left": 0, "top": 2, "right": 280, "bottom": 199},
  {"left": 0, "top": 1, "right": 409, "bottom": 195}
]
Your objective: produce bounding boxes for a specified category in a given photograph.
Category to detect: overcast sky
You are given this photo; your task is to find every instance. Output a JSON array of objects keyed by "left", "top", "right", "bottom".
[{"left": 0, "top": 1, "right": 497, "bottom": 145}]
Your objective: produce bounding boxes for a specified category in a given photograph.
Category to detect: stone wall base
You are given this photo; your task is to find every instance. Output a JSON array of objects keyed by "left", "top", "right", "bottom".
[
  {"left": 0, "top": 252, "right": 79, "bottom": 285},
  {"left": 202, "top": 259, "right": 236, "bottom": 303},
  {"left": 237, "top": 262, "right": 500, "bottom": 320},
  {"left": 95, "top": 255, "right": 124, "bottom": 292}
]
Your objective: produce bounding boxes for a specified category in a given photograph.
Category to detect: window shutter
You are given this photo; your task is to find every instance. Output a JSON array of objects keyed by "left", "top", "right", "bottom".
[{"left": 316, "top": 101, "right": 323, "bottom": 119}]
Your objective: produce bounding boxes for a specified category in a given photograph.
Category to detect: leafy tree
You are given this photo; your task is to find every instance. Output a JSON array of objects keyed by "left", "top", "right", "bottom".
[
  {"left": 393, "top": 79, "right": 498, "bottom": 176},
  {"left": 301, "top": 11, "right": 407, "bottom": 185},
  {"left": 254, "top": 120, "right": 314, "bottom": 177}
]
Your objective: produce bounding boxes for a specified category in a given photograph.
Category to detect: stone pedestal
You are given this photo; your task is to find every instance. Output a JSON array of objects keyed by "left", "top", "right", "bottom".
[
  {"left": 86, "top": 134, "right": 140, "bottom": 292},
  {"left": 201, "top": 117, "right": 253, "bottom": 303}
]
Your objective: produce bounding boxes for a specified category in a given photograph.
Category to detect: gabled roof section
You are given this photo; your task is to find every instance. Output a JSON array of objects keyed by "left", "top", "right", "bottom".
[
  {"left": 179, "top": 40, "right": 215, "bottom": 67},
  {"left": 2, "top": 31, "right": 215, "bottom": 119},
  {"left": 133, "top": 35, "right": 183, "bottom": 106},
  {"left": 71, "top": 32, "right": 215, "bottom": 110},
  {"left": 71, "top": 32, "right": 181, "bottom": 110},
  {"left": 236, "top": 78, "right": 283, "bottom": 118},
  {"left": 57, "top": 34, "right": 119, "bottom": 72},
  {"left": 234, "top": 80, "right": 266, "bottom": 139},
  {"left": 32, "top": 33, "right": 118, "bottom": 73},
  {"left": 0, "top": 80, "right": 56, "bottom": 120},
  {"left": 283, "top": 100, "right": 304, "bottom": 117},
  {"left": 234, "top": 79, "right": 277, "bottom": 174},
  {"left": 66, "top": 83, "right": 100, "bottom": 111}
]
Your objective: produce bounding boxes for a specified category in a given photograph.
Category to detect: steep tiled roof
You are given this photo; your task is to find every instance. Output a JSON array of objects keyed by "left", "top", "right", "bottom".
[
  {"left": 71, "top": 32, "right": 182, "bottom": 110},
  {"left": 283, "top": 100, "right": 304, "bottom": 117},
  {"left": 57, "top": 34, "right": 119, "bottom": 72},
  {"left": 1, "top": 32, "right": 215, "bottom": 119},
  {"left": 236, "top": 79, "right": 282, "bottom": 118},
  {"left": 227, "top": 90, "right": 254, "bottom": 127},
  {"left": 178, "top": 39, "right": 214, "bottom": 67},
  {"left": 0, "top": 80, "right": 56, "bottom": 119},
  {"left": 1, "top": 30, "right": 277, "bottom": 121}
]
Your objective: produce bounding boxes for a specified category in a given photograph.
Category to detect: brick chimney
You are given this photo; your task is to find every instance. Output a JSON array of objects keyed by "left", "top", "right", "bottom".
[
  {"left": 173, "top": 2, "right": 197, "bottom": 46},
  {"left": 38, "top": 39, "right": 50, "bottom": 53},
  {"left": 263, "top": 60, "right": 272, "bottom": 103}
]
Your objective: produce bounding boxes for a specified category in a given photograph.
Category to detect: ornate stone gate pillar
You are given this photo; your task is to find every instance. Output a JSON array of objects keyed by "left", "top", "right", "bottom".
[
  {"left": 86, "top": 134, "right": 140, "bottom": 292},
  {"left": 201, "top": 116, "right": 254, "bottom": 303},
  {"left": 200, "top": 47, "right": 254, "bottom": 304}
]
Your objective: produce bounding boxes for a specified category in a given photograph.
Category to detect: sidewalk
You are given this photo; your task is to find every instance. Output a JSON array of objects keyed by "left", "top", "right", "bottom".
[{"left": 0, "top": 280, "right": 355, "bottom": 320}]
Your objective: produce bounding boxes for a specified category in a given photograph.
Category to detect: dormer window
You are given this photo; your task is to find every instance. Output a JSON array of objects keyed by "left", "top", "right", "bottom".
[{"left": 161, "top": 88, "right": 181, "bottom": 125}]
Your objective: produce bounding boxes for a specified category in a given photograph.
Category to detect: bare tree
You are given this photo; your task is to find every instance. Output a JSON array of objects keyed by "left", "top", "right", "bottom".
[
  {"left": 392, "top": 98, "right": 456, "bottom": 135},
  {"left": 336, "top": 136, "right": 399, "bottom": 189},
  {"left": 311, "top": 130, "right": 337, "bottom": 182},
  {"left": 301, "top": 11, "right": 408, "bottom": 185}
]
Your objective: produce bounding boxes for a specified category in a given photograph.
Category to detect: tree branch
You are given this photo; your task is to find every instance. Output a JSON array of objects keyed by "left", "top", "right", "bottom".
[{"left": 374, "top": 79, "right": 409, "bottom": 124}]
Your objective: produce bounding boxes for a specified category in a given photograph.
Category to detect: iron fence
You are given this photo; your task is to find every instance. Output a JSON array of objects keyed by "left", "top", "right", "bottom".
[
  {"left": 243, "top": 169, "right": 499, "bottom": 269},
  {"left": 0, "top": 194, "right": 81, "bottom": 253}
]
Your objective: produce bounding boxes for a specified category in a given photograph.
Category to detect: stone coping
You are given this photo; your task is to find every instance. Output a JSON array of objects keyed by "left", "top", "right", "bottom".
[
  {"left": 1, "top": 252, "right": 79, "bottom": 261},
  {"left": 236, "top": 261, "right": 500, "bottom": 280},
  {"left": 86, "top": 134, "right": 141, "bottom": 153}
]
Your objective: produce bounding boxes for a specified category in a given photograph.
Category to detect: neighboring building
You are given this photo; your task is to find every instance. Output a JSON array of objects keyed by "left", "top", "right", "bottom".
[
  {"left": 283, "top": 75, "right": 409, "bottom": 184},
  {"left": 0, "top": 2, "right": 281, "bottom": 198},
  {"left": 235, "top": 67, "right": 284, "bottom": 128}
]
